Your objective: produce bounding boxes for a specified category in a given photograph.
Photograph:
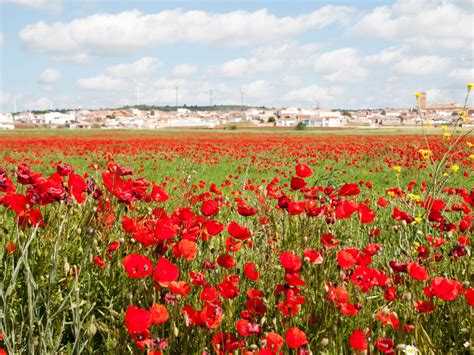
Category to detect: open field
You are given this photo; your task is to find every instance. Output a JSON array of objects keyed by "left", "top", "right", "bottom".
[{"left": 0, "top": 130, "right": 473, "bottom": 354}]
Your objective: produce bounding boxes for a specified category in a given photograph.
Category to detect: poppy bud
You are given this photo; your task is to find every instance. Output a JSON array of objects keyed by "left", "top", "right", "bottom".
[
  {"left": 396, "top": 344, "right": 406, "bottom": 351},
  {"left": 320, "top": 338, "right": 329, "bottom": 347}
]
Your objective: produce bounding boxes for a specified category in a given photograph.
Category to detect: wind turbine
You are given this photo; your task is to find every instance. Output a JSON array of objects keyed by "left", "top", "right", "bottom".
[
  {"left": 240, "top": 89, "right": 244, "bottom": 108},
  {"left": 133, "top": 78, "right": 142, "bottom": 106}
]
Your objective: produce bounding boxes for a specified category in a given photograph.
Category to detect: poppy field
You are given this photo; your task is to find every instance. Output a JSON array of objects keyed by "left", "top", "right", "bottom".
[{"left": 0, "top": 129, "right": 473, "bottom": 354}]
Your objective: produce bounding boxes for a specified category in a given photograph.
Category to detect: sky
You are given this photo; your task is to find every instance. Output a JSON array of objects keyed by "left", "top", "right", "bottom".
[{"left": 0, "top": 0, "right": 473, "bottom": 112}]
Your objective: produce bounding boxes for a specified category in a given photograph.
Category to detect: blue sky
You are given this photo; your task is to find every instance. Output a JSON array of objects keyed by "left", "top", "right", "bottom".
[{"left": 0, "top": 0, "right": 473, "bottom": 111}]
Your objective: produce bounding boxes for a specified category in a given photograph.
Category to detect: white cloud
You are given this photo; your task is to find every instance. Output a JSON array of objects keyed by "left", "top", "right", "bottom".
[
  {"left": 364, "top": 46, "right": 406, "bottom": 65},
  {"left": 394, "top": 56, "right": 450, "bottom": 75},
  {"left": 219, "top": 41, "right": 322, "bottom": 79},
  {"left": 313, "top": 48, "right": 367, "bottom": 82},
  {"left": 449, "top": 67, "right": 474, "bottom": 82},
  {"left": 348, "top": 0, "right": 474, "bottom": 51},
  {"left": 171, "top": 64, "right": 198, "bottom": 77},
  {"left": 39, "top": 68, "right": 60, "bottom": 84},
  {"left": 51, "top": 53, "right": 89, "bottom": 64},
  {"left": 284, "top": 84, "right": 343, "bottom": 105},
  {"left": 0, "top": 91, "right": 13, "bottom": 111},
  {"left": 105, "top": 57, "right": 160, "bottom": 78},
  {"left": 19, "top": 7, "right": 353, "bottom": 56},
  {"left": 77, "top": 75, "right": 127, "bottom": 91},
  {"left": 3, "top": 0, "right": 62, "bottom": 12},
  {"left": 241, "top": 80, "right": 272, "bottom": 100}
]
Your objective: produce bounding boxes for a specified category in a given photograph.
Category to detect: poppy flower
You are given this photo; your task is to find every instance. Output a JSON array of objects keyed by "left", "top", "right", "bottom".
[
  {"left": 153, "top": 257, "right": 179, "bottom": 286},
  {"left": 94, "top": 255, "right": 106, "bottom": 268},
  {"left": 244, "top": 262, "right": 260, "bottom": 281},
  {"left": 265, "top": 332, "right": 284, "bottom": 351},
  {"left": 338, "top": 183, "right": 360, "bottom": 196},
  {"left": 285, "top": 327, "right": 308, "bottom": 349},
  {"left": 122, "top": 254, "right": 153, "bottom": 279},
  {"left": 125, "top": 305, "right": 152, "bottom": 334},
  {"left": 151, "top": 184, "right": 170, "bottom": 202},
  {"left": 205, "top": 219, "right": 224, "bottom": 236},
  {"left": 68, "top": 173, "right": 88, "bottom": 203},
  {"left": 466, "top": 288, "right": 474, "bottom": 306},
  {"left": 228, "top": 221, "right": 251, "bottom": 240},
  {"left": 349, "top": 329, "right": 367, "bottom": 350},
  {"left": 217, "top": 254, "right": 236, "bottom": 269},
  {"left": 236, "top": 319, "right": 260, "bottom": 337},
  {"left": 337, "top": 249, "right": 359, "bottom": 269},
  {"left": 304, "top": 249, "right": 323, "bottom": 264},
  {"left": 279, "top": 251, "right": 302, "bottom": 272},
  {"left": 201, "top": 199, "right": 219, "bottom": 216},
  {"left": 407, "top": 262, "right": 429, "bottom": 281},
  {"left": 174, "top": 239, "right": 198, "bottom": 260},
  {"left": 430, "top": 277, "right": 463, "bottom": 301},
  {"left": 413, "top": 300, "right": 435, "bottom": 313},
  {"left": 290, "top": 177, "right": 306, "bottom": 190},
  {"left": 295, "top": 163, "right": 312, "bottom": 178},
  {"left": 149, "top": 304, "right": 169, "bottom": 324},
  {"left": 168, "top": 281, "right": 191, "bottom": 296}
]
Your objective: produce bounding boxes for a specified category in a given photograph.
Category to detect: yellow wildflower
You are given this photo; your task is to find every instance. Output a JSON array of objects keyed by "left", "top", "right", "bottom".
[
  {"left": 418, "top": 149, "right": 432, "bottom": 160},
  {"left": 451, "top": 165, "right": 459, "bottom": 173},
  {"left": 415, "top": 92, "right": 422, "bottom": 98},
  {"left": 440, "top": 125, "right": 449, "bottom": 131},
  {"left": 468, "top": 83, "right": 474, "bottom": 90},
  {"left": 387, "top": 191, "right": 396, "bottom": 198},
  {"left": 393, "top": 166, "right": 402, "bottom": 173},
  {"left": 408, "top": 194, "right": 421, "bottom": 201},
  {"left": 470, "top": 154, "right": 474, "bottom": 160},
  {"left": 443, "top": 132, "right": 451, "bottom": 141},
  {"left": 468, "top": 142, "right": 473, "bottom": 148}
]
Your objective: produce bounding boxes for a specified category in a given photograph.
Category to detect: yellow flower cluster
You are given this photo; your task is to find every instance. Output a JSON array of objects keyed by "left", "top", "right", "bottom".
[
  {"left": 418, "top": 149, "right": 432, "bottom": 160},
  {"left": 408, "top": 194, "right": 421, "bottom": 202},
  {"left": 393, "top": 166, "right": 402, "bottom": 173},
  {"left": 443, "top": 132, "right": 451, "bottom": 141},
  {"left": 451, "top": 165, "right": 459, "bottom": 173}
]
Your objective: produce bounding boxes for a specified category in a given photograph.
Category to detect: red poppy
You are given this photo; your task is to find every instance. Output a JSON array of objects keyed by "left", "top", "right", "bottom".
[
  {"left": 407, "top": 262, "right": 429, "bottom": 281},
  {"left": 338, "top": 183, "right": 360, "bottom": 196},
  {"left": 337, "top": 249, "right": 359, "bottom": 269},
  {"left": 279, "top": 251, "right": 302, "bottom": 272},
  {"left": 295, "top": 163, "right": 312, "bottom": 178},
  {"left": 94, "top": 255, "right": 106, "bottom": 269},
  {"left": 375, "top": 338, "right": 394, "bottom": 353},
  {"left": 153, "top": 257, "right": 179, "bottom": 286},
  {"left": 349, "top": 329, "right": 367, "bottom": 350},
  {"left": 265, "top": 332, "right": 284, "bottom": 352},
  {"left": 149, "top": 304, "right": 169, "bottom": 324},
  {"left": 244, "top": 262, "right": 260, "bottom": 281},
  {"left": 151, "top": 184, "right": 169, "bottom": 202},
  {"left": 290, "top": 177, "right": 306, "bottom": 190},
  {"left": 304, "top": 249, "right": 323, "bottom": 264},
  {"left": 217, "top": 254, "right": 236, "bottom": 269},
  {"left": 322, "top": 233, "right": 339, "bottom": 248},
  {"left": 201, "top": 199, "right": 219, "bottom": 216},
  {"left": 68, "top": 173, "right": 88, "bottom": 203},
  {"left": 168, "top": 281, "right": 191, "bottom": 296},
  {"left": 122, "top": 254, "right": 153, "bottom": 279},
  {"left": 228, "top": 221, "right": 251, "bottom": 240},
  {"left": 285, "top": 327, "right": 308, "bottom": 349},
  {"left": 236, "top": 319, "right": 260, "bottom": 337},
  {"left": 413, "top": 300, "right": 435, "bottom": 313},
  {"left": 466, "top": 288, "right": 474, "bottom": 306},
  {"left": 174, "top": 239, "right": 198, "bottom": 260},
  {"left": 125, "top": 305, "right": 152, "bottom": 335},
  {"left": 205, "top": 219, "right": 224, "bottom": 236},
  {"left": 430, "top": 277, "right": 463, "bottom": 301}
]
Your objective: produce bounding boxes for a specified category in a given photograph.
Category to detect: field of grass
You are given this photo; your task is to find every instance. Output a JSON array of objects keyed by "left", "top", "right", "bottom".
[{"left": 0, "top": 129, "right": 472, "bottom": 354}]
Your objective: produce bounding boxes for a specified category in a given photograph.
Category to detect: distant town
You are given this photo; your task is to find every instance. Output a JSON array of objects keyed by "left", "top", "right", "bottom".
[{"left": 0, "top": 92, "right": 472, "bottom": 130}]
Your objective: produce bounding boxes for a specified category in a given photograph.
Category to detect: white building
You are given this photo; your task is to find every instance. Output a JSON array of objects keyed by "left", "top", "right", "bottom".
[
  {"left": 42, "top": 112, "right": 75, "bottom": 126},
  {"left": 168, "top": 118, "right": 217, "bottom": 128},
  {"left": 0, "top": 113, "right": 15, "bottom": 129}
]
